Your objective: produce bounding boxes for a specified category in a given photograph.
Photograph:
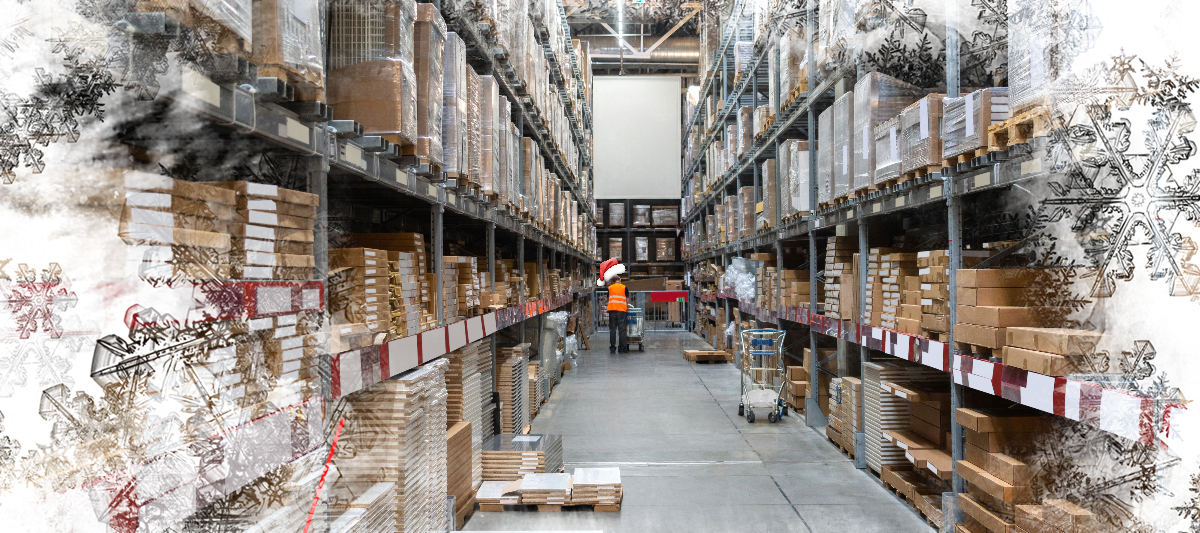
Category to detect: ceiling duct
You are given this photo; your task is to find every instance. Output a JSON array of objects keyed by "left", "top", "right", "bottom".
[{"left": 576, "top": 35, "right": 700, "bottom": 65}]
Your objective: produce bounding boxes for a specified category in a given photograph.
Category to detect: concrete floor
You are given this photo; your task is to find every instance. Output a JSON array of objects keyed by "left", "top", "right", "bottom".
[{"left": 463, "top": 331, "right": 935, "bottom": 533}]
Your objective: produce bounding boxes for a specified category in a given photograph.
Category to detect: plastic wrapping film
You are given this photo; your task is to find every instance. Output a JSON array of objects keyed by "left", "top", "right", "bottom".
[
  {"left": 169, "top": 0, "right": 252, "bottom": 42},
  {"left": 651, "top": 207, "right": 678, "bottom": 227},
  {"left": 759, "top": 159, "right": 775, "bottom": 231},
  {"left": 442, "top": 32, "right": 469, "bottom": 175},
  {"left": 608, "top": 202, "right": 625, "bottom": 227},
  {"left": 900, "top": 94, "right": 944, "bottom": 173},
  {"left": 942, "top": 87, "right": 1010, "bottom": 158},
  {"left": 788, "top": 139, "right": 811, "bottom": 215},
  {"left": 479, "top": 75, "right": 500, "bottom": 194},
  {"left": 738, "top": 186, "right": 754, "bottom": 238},
  {"left": 327, "top": 0, "right": 418, "bottom": 144},
  {"left": 852, "top": 72, "right": 924, "bottom": 192},
  {"left": 818, "top": 0, "right": 857, "bottom": 64},
  {"left": 635, "top": 237, "right": 649, "bottom": 262},
  {"left": 414, "top": 4, "right": 446, "bottom": 165},
  {"left": 817, "top": 107, "right": 832, "bottom": 204},
  {"left": 872, "top": 116, "right": 901, "bottom": 184},
  {"left": 767, "top": 44, "right": 777, "bottom": 111},
  {"left": 754, "top": 105, "right": 770, "bottom": 138},
  {"left": 735, "top": 41, "right": 754, "bottom": 74},
  {"left": 832, "top": 90, "right": 853, "bottom": 198},
  {"left": 705, "top": 214, "right": 716, "bottom": 247},
  {"left": 497, "top": 99, "right": 512, "bottom": 202},
  {"left": 1008, "top": 0, "right": 1062, "bottom": 114},
  {"left": 521, "top": 138, "right": 535, "bottom": 214},
  {"left": 725, "top": 197, "right": 736, "bottom": 243},
  {"left": 777, "top": 27, "right": 806, "bottom": 99},
  {"left": 738, "top": 106, "right": 754, "bottom": 156},
  {"left": 632, "top": 205, "right": 651, "bottom": 227},
  {"left": 251, "top": 0, "right": 324, "bottom": 86},
  {"left": 727, "top": 257, "right": 757, "bottom": 301},
  {"left": 656, "top": 238, "right": 676, "bottom": 262},
  {"left": 508, "top": 121, "right": 520, "bottom": 206},
  {"left": 467, "top": 67, "right": 482, "bottom": 182},
  {"left": 608, "top": 238, "right": 623, "bottom": 262}
]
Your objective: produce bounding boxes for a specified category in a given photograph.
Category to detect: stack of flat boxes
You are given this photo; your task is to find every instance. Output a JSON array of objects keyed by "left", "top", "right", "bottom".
[
  {"left": 823, "top": 236, "right": 857, "bottom": 319},
  {"left": 954, "top": 408, "right": 1050, "bottom": 533},
  {"left": 446, "top": 422, "right": 475, "bottom": 529},
  {"left": 954, "top": 267, "right": 1088, "bottom": 364},
  {"left": 879, "top": 251, "right": 919, "bottom": 332},
  {"left": 350, "top": 233, "right": 435, "bottom": 331},
  {"left": 118, "top": 176, "right": 236, "bottom": 282},
  {"left": 218, "top": 181, "right": 319, "bottom": 281},
  {"left": 446, "top": 256, "right": 480, "bottom": 317},
  {"left": 826, "top": 376, "right": 860, "bottom": 453},
  {"left": 528, "top": 360, "right": 543, "bottom": 418},
  {"left": 389, "top": 252, "right": 422, "bottom": 338},
  {"left": 864, "top": 361, "right": 948, "bottom": 477},
  {"left": 804, "top": 347, "right": 837, "bottom": 416},
  {"left": 1002, "top": 327, "right": 1105, "bottom": 376},
  {"left": 917, "top": 250, "right": 952, "bottom": 338},
  {"left": 1016, "top": 500, "right": 1106, "bottom": 533},
  {"left": 783, "top": 365, "right": 808, "bottom": 411},
  {"left": 882, "top": 380, "right": 953, "bottom": 475},
  {"left": 329, "top": 248, "right": 391, "bottom": 351},
  {"left": 863, "top": 248, "right": 895, "bottom": 328}
]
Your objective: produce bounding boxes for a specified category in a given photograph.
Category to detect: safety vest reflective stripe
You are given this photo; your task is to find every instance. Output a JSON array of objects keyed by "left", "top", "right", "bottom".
[{"left": 607, "top": 285, "right": 628, "bottom": 311}]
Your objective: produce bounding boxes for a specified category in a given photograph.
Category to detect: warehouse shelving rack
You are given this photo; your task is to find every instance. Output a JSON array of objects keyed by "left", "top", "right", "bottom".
[
  {"left": 69, "top": 0, "right": 601, "bottom": 524},
  {"left": 595, "top": 198, "right": 685, "bottom": 275},
  {"left": 679, "top": 0, "right": 1168, "bottom": 524}
]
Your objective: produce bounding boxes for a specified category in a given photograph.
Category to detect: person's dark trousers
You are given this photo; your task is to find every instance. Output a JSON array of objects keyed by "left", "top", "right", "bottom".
[{"left": 609, "top": 310, "right": 628, "bottom": 352}]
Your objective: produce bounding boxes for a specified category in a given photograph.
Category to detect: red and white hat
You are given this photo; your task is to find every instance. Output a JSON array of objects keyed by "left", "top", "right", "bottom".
[{"left": 597, "top": 258, "right": 626, "bottom": 287}]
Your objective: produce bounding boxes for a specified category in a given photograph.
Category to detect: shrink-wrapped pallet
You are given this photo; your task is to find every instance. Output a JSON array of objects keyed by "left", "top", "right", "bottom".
[
  {"left": 608, "top": 238, "right": 623, "bottom": 263},
  {"left": 251, "top": 0, "right": 325, "bottom": 92},
  {"left": 632, "top": 205, "right": 651, "bottom": 227},
  {"left": 467, "top": 67, "right": 482, "bottom": 182},
  {"left": 832, "top": 90, "right": 853, "bottom": 198},
  {"left": 735, "top": 41, "right": 754, "bottom": 73},
  {"left": 738, "top": 186, "right": 755, "bottom": 238},
  {"left": 608, "top": 202, "right": 625, "bottom": 227},
  {"left": 787, "top": 139, "right": 811, "bottom": 215},
  {"left": 853, "top": 72, "right": 924, "bottom": 191},
  {"left": 1008, "top": 0, "right": 1064, "bottom": 115},
  {"left": 327, "top": 0, "right": 418, "bottom": 146},
  {"left": 413, "top": 3, "right": 446, "bottom": 165},
  {"left": 651, "top": 206, "right": 679, "bottom": 227},
  {"left": 635, "top": 236, "right": 649, "bottom": 262},
  {"left": 480, "top": 75, "right": 501, "bottom": 195},
  {"left": 942, "top": 88, "right": 1010, "bottom": 159},
  {"left": 760, "top": 159, "right": 776, "bottom": 230},
  {"left": 656, "top": 238, "right": 676, "bottom": 262},
  {"left": 872, "top": 116, "right": 902, "bottom": 185},
  {"left": 817, "top": 107, "right": 833, "bottom": 204},
  {"left": 900, "top": 95, "right": 944, "bottom": 174},
  {"left": 443, "top": 32, "right": 469, "bottom": 176},
  {"left": 738, "top": 106, "right": 754, "bottom": 156}
]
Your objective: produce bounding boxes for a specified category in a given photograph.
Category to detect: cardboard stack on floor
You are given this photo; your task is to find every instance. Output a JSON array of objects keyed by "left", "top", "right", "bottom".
[
  {"left": 804, "top": 347, "right": 837, "bottom": 416},
  {"left": 954, "top": 408, "right": 1051, "bottom": 533},
  {"left": 497, "top": 344, "right": 530, "bottom": 434},
  {"left": 475, "top": 341, "right": 497, "bottom": 444},
  {"left": 333, "top": 360, "right": 449, "bottom": 533},
  {"left": 528, "top": 360, "right": 543, "bottom": 418},
  {"left": 481, "top": 433, "right": 564, "bottom": 481},
  {"left": 329, "top": 248, "right": 391, "bottom": 351},
  {"left": 825, "top": 376, "right": 860, "bottom": 454},
  {"left": 823, "top": 236, "right": 857, "bottom": 319},
  {"left": 517, "top": 473, "right": 572, "bottom": 505},
  {"left": 783, "top": 365, "right": 808, "bottom": 411},
  {"left": 446, "top": 342, "right": 484, "bottom": 489},
  {"left": 882, "top": 380, "right": 954, "bottom": 481},
  {"left": 328, "top": 481, "right": 396, "bottom": 533},
  {"left": 446, "top": 421, "right": 475, "bottom": 528},
  {"left": 572, "top": 467, "right": 623, "bottom": 507},
  {"left": 216, "top": 181, "right": 319, "bottom": 282}
]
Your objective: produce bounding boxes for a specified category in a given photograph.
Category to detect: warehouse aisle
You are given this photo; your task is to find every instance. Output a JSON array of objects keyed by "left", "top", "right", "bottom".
[{"left": 463, "top": 331, "right": 934, "bottom": 532}]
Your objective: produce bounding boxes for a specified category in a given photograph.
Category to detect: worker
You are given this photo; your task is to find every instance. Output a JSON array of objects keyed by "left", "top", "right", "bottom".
[{"left": 598, "top": 258, "right": 628, "bottom": 353}]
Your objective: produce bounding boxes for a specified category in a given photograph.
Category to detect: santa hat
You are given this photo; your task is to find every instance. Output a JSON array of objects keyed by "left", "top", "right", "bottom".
[{"left": 597, "top": 258, "right": 626, "bottom": 287}]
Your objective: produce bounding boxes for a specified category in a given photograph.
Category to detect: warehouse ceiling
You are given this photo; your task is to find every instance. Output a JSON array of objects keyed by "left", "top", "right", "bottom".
[{"left": 568, "top": 0, "right": 704, "bottom": 75}]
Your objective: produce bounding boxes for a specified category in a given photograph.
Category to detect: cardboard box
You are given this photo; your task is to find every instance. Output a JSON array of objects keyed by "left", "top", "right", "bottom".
[
  {"left": 920, "top": 313, "right": 948, "bottom": 332},
  {"left": 955, "top": 408, "right": 1052, "bottom": 433},
  {"left": 955, "top": 460, "right": 1032, "bottom": 503},
  {"left": 1041, "top": 500, "right": 1098, "bottom": 533},
  {"left": 985, "top": 452, "right": 1031, "bottom": 486},
  {"left": 958, "top": 493, "right": 1015, "bottom": 533},
  {"left": 330, "top": 248, "right": 388, "bottom": 268},
  {"left": 956, "top": 305, "right": 1071, "bottom": 328},
  {"left": 896, "top": 317, "right": 921, "bottom": 334},
  {"left": 235, "top": 196, "right": 318, "bottom": 218},
  {"left": 232, "top": 237, "right": 314, "bottom": 255},
  {"left": 119, "top": 223, "right": 232, "bottom": 250},
  {"left": 231, "top": 251, "right": 315, "bottom": 268},
  {"left": 954, "top": 323, "right": 1005, "bottom": 349},
  {"left": 1001, "top": 345, "right": 1106, "bottom": 375},
  {"left": 121, "top": 206, "right": 230, "bottom": 233},
  {"left": 329, "top": 61, "right": 414, "bottom": 146},
  {"left": 211, "top": 181, "right": 319, "bottom": 206},
  {"left": 126, "top": 174, "right": 237, "bottom": 204},
  {"left": 229, "top": 224, "right": 314, "bottom": 242},
  {"left": 957, "top": 287, "right": 1041, "bottom": 307},
  {"left": 958, "top": 268, "right": 1042, "bottom": 288},
  {"left": 1005, "top": 327, "right": 1102, "bottom": 356}
]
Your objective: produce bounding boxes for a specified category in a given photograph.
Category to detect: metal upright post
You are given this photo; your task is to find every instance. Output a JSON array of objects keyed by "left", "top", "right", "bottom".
[
  {"left": 519, "top": 235, "right": 526, "bottom": 344},
  {"left": 306, "top": 135, "right": 331, "bottom": 403},
  {"left": 537, "top": 244, "right": 545, "bottom": 368},
  {"left": 855, "top": 219, "right": 869, "bottom": 469},
  {"left": 434, "top": 204, "right": 445, "bottom": 324},
  {"left": 945, "top": 0, "right": 967, "bottom": 525},
  {"left": 804, "top": 0, "right": 825, "bottom": 428},
  {"left": 488, "top": 222, "right": 496, "bottom": 291}
]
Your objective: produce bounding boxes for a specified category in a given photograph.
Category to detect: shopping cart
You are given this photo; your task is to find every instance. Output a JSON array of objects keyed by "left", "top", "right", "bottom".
[
  {"left": 738, "top": 329, "right": 787, "bottom": 423},
  {"left": 625, "top": 307, "right": 645, "bottom": 352}
]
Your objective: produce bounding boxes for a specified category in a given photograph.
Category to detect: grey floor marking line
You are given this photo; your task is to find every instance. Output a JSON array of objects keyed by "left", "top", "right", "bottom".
[{"left": 770, "top": 476, "right": 813, "bottom": 531}]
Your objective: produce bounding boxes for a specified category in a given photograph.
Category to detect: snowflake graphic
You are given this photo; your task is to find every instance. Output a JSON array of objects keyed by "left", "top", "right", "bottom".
[
  {"left": 1037, "top": 56, "right": 1200, "bottom": 299},
  {"left": 0, "top": 263, "right": 78, "bottom": 339}
]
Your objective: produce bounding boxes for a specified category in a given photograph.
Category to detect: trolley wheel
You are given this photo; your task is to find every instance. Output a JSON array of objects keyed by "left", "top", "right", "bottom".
[
  {"left": 768, "top": 411, "right": 778, "bottom": 423},
  {"left": 746, "top": 410, "right": 755, "bottom": 423},
  {"left": 781, "top": 405, "right": 789, "bottom": 417},
  {"left": 639, "top": 344, "right": 644, "bottom": 352},
  {"left": 738, "top": 404, "right": 744, "bottom": 416}
]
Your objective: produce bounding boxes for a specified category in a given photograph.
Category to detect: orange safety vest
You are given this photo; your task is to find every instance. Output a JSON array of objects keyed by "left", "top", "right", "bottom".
[{"left": 607, "top": 283, "right": 628, "bottom": 312}]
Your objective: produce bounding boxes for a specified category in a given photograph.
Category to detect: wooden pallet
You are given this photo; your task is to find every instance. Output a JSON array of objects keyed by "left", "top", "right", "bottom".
[
  {"left": 257, "top": 64, "right": 325, "bottom": 102},
  {"left": 941, "top": 147, "right": 989, "bottom": 169},
  {"left": 827, "top": 437, "right": 855, "bottom": 459},
  {"left": 900, "top": 164, "right": 942, "bottom": 182},
  {"left": 479, "top": 502, "right": 621, "bottom": 513},
  {"left": 953, "top": 341, "right": 994, "bottom": 357},
  {"left": 987, "top": 106, "right": 1057, "bottom": 151}
]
